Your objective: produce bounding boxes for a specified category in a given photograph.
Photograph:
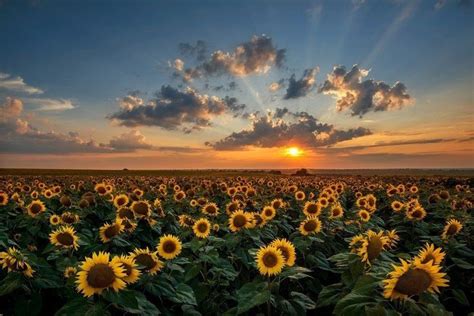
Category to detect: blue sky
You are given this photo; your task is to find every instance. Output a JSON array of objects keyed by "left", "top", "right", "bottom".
[{"left": 0, "top": 0, "right": 472, "bottom": 169}]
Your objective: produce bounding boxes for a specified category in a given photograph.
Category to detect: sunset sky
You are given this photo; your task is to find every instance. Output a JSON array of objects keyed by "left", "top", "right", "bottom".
[{"left": 0, "top": 0, "right": 473, "bottom": 169}]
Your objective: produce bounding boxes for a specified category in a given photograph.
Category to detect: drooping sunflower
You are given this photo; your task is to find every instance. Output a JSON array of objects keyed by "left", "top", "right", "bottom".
[
  {"left": 76, "top": 251, "right": 127, "bottom": 297},
  {"left": 261, "top": 206, "right": 276, "bottom": 221},
  {"left": 358, "top": 209, "right": 371, "bottom": 222},
  {"left": 303, "top": 201, "right": 321, "bottom": 217},
  {"left": 270, "top": 238, "right": 296, "bottom": 267},
  {"left": 61, "top": 212, "right": 80, "bottom": 225},
  {"left": 383, "top": 258, "right": 449, "bottom": 300},
  {"left": 120, "top": 218, "right": 138, "bottom": 233},
  {"left": 384, "top": 229, "right": 400, "bottom": 249},
  {"left": 228, "top": 210, "right": 252, "bottom": 232},
  {"left": 178, "top": 214, "right": 195, "bottom": 228},
  {"left": 299, "top": 216, "right": 322, "bottom": 236},
  {"left": 256, "top": 245, "right": 285, "bottom": 276},
  {"left": 406, "top": 207, "right": 427, "bottom": 221},
  {"left": 49, "top": 225, "right": 80, "bottom": 250},
  {"left": 157, "top": 234, "right": 182, "bottom": 260},
  {"left": 114, "top": 255, "right": 141, "bottom": 284},
  {"left": 116, "top": 207, "right": 135, "bottom": 220},
  {"left": 64, "top": 266, "right": 77, "bottom": 278},
  {"left": 0, "top": 247, "right": 35, "bottom": 277},
  {"left": 441, "top": 219, "right": 462, "bottom": 240},
  {"left": 99, "top": 220, "right": 124, "bottom": 243},
  {"left": 130, "top": 248, "right": 163, "bottom": 275},
  {"left": 131, "top": 200, "right": 151, "bottom": 218},
  {"left": 0, "top": 192, "right": 9, "bottom": 205},
  {"left": 202, "top": 202, "right": 219, "bottom": 216},
  {"left": 49, "top": 214, "right": 62, "bottom": 226},
  {"left": 193, "top": 218, "right": 211, "bottom": 239},
  {"left": 417, "top": 243, "right": 445, "bottom": 265},
  {"left": 113, "top": 194, "right": 129, "bottom": 209},
  {"left": 357, "top": 230, "right": 389, "bottom": 265},
  {"left": 27, "top": 200, "right": 46, "bottom": 217}
]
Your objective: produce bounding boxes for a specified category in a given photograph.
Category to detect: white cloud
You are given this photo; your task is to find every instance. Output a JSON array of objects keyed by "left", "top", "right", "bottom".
[{"left": 0, "top": 73, "right": 44, "bottom": 94}]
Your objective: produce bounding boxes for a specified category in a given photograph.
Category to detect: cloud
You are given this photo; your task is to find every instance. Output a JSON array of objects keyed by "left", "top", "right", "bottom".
[
  {"left": 284, "top": 67, "right": 319, "bottom": 99},
  {"left": 0, "top": 97, "right": 23, "bottom": 118},
  {"left": 0, "top": 73, "right": 43, "bottom": 94},
  {"left": 23, "top": 97, "right": 75, "bottom": 111},
  {"left": 108, "top": 85, "right": 246, "bottom": 132},
  {"left": 178, "top": 40, "right": 208, "bottom": 61},
  {"left": 104, "top": 129, "right": 154, "bottom": 152},
  {"left": 177, "top": 35, "right": 285, "bottom": 81},
  {"left": 329, "top": 138, "right": 456, "bottom": 152},
  {"left": 117, "top": 92, "right": 144, "bottom": 111},
  {"left": 319, "top": 64, "right": 413, "bottom": 116},
  {"left": 206, "top": 110, "right": 371, "bottom": 150},
  {"left": 172, "top": 58, "right": 185, "bottom": 72},
  {"left": 268, "top": 79, "right": 285, "bottom": 92}
]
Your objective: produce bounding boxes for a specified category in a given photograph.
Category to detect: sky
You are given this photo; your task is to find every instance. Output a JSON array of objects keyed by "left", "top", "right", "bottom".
[{"left": 0, "top": 0, "right": 473, "bottom": 169}]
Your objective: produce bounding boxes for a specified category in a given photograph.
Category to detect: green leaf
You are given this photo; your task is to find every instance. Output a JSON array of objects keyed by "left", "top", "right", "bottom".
[
  {"left": 0, "top": 273, "right": 23, "bottom": 296},
  {"left": 451, "top": 257, "right": 474, "bottom": 269},
  {"left": 316, "top": 283, "right": 343, "bottom": 308},
  {"left": 55, "top": 297, "right": 91, "bottom": 316},
  {"left": 290, "top": 291, "right": 316, "bottom": 310},
  {"left": 236, "top": 281, "right": 271, "bottom": 314},
  {"left": 169, "top": 283, "right": 197, "bottom": 306},
  {"left": 451, "top": 289, "right": 469, "bottom": 306}
]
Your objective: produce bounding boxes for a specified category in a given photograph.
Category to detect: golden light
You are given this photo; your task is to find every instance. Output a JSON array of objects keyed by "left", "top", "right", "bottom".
[{"left": 286, "top": 147, "right": 303, "bottom": 157}]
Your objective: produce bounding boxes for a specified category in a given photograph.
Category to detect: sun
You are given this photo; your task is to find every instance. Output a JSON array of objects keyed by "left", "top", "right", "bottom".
[{"left": 286, "top": 147, "right": 303, "bottom": 157}]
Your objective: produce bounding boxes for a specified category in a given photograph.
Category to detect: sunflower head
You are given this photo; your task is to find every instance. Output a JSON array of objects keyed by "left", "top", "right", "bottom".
[
  {"left": 441, "top": 219, "right": 462, "bottom": 240},
  {"left": 27, "top": 200, "right": 46, "bottom": 217},
  {"left": 49, "top": 214, "right": 62, "bottom": 226},
  {"left": 130, "top": 248, "right": 163, "bottom": 275},
  {"left": 261, "top": 206, "right": 276, "bottom": 220},
  {"left": 303, "top": 201, "right": 321, "bottom": 217},
  {"left": 99, "top": 220, "right": 124, "bottom": 243},
  {"left": 357, "top": 230, "right": 389, "bottom": 264},
  {"left": 383, "top": 258, "right": 449, "bottom": 300},
  {"left": 295, "top": 191, "right": 306, "bottom": 201},
  {"left": 193, "top": 218, "right": 211, "bottom": 239},
  {"left": 202, "top": 202, "right": 219, "bottom": 216},
  {"left": 76, "top": 251, "right": 127, "bottom": 297},
  {"left": 417, "top": 243, "right": 445, "bottom": 265},
  {"left": 157, "top": 234, "right": 182, "bottom": 260},
  {"left": 270, "top": 239, "right": 296, "bottom": 267},
  {"left": 131, "top": 200, "right": 151, "bottom": 218},
  {"left": 113, "top": 194, "right": 129, "bottom": 209},
  {"left": 329, "top": 205, "right": 344, "bottom": 219},
  {"left": 358, "top": 209, "right": 371, "bottom": 222},
  {"left": 0, "top": 247, "right": 35, "bottom": 277},
  {"left": 114, "top": 255, "right": 141, "bottom": 284},
  {"left": 299, "top": 216, "right": 322, "bottom": 236},
  {"left": 64, "top": 266, "right": 77, "bottom": 278},
  {"left": 256, "top": 245, "right": 285, "bottom": 276},
  {"left": 229, "top": 210, "right": 252, "bottom": 232},
  {"left": 49, "top": 225, "right": 80, "bottom": 250}
]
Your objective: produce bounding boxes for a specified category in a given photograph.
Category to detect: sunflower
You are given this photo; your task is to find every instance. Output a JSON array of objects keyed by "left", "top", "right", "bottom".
[
  {"left": 349, "top": 234, "right": 365, "bottom": 252},
  {"left": 441, "top": 219, "right": 462, "bottom": 240},
  {"left": 358, "top": 209, "right": 371, "bottom": 222},
  {"left": 417, "top": 243, "right": 445, "bottom": 265},
  {"left": 64, "top": 266, "right": 77, "bottom": 278},
  {"left": 299, "top": 216, "right": 322, "bottom": 236},
  {"left": 256, "top": 245, "right": 285, "bottom": 276},
  {"left": 270, "top": 238, "right": 296, "bottom": 267},
  {"left": 225, "top": 201, "right": 240, "bottom": 215},
  {"left": 383, "top": 258, "right": 449, "bottom": 300},
  {"left": 174, "top": 190, "right": 186, "bottom": 202},
  {"left": 391, "top": 201, "right": 404, "bottom": 212},
  {"left": 120, "top": 218, "right": 137, "bottom": 233},
  {"left": 99, "top": 220, "right": 124, "bottom": 243},
  {"left": 113, "top": 194, "right": 129, "bottom": 209},
  {"left": 406, "top": 207, "right": 426, "bottom": 221},
  {"left": 76, "top": 251, "right": 126, "bottom": 297},
  {"left": 49, "top": 214, "right": 62, "bottom": 225},
  {"left": 228, "top": 210, "right": 252, "bottom": 232},
  {"left": 130, "top": 248, "right": 163, "bottom": 275},
  {"left": 114, "top": 255, "right": 141, "bottom": 284},
  {"left": 295, "top": 191, "right": 306, "bottom": 201},
  {"left": 178, "top": 214, "right": 195, "bottom": 228},
  {"left": 27, "top": 200, "right": 46, "bottom": 217},
  {"left": 131, "top": 200, "right": 151, "bottom": 218},
  {"left": 384, "top": 229, "right": 400, "bottom": 249},
  {"left": 49, "top": 225, "right": 80, "bottom": 250},
  {"left": 202, "top": 202, "right": 219, "bottom": 216},
  {"left": 157, "top": 234, "right": 182, "bottom": 260},
  {"left": 271, "top": 198, "right": 285, "bottom": 210},
  {"left": 261, "top": 206, "right": 276, "bottom": 220},
  {"left": 0, "top": 192, "right": 9, "bottom": 205},
  {"left": 94, "top": 183, "right": 108, "bottom": 196},
  {"left": 303, "top": 201, "right": 321, "bottom": 217},
  {"left": 193, "top": 218, "right": 211, "bottom": 239},
  {"left": 61, "top": 212, "right": 80, "bottom": 225},
  {"left": 357, "top": 230, "right": 389, "bottom": 264},
  {"left": 0, "top": 247, "right": 35, "bottom": 277},
  {"left": 116, "top": 207, "right": 135, "bottom": 220},
  {"left": 329, "top": 205, "right": 344, "bottom": 219}
]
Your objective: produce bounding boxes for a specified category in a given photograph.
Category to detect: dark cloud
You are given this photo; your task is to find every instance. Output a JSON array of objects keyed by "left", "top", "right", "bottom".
[
  {"left": 108, "top": 85, "right": 246, "bottom": 132},
  {"left": 177, "top": 35, "right": 286, "bottom": 81},
  {"left": 319, "top": 64, "right": 413, "bottom": 116},
  {"left": 327, "top": 138, "right": 455, "bottom": 153},
  {"left": 205, "top": 81, "right": 239, "bottom": 92},
  {"left": 284, "top": 67, "right": 318, "bottom": 99},
  {"left": 103, "top": 130, "right": 155, "bottom": 152},
  {"left": 206, "top": 110, "right": 371, "bottom": 150},
  {"left": 178, "top": 40, "right": 208, "bottom": 61}
]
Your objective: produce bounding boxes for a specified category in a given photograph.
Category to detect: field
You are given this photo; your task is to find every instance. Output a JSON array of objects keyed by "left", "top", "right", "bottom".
[{"left": 0, "top": 171, "right": 472, "bottom": 315}]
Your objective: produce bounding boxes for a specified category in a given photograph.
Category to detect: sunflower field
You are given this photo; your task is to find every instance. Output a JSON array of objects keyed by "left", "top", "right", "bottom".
[{"left": 0, "top": 174, "right": 473, "bottom": 315}]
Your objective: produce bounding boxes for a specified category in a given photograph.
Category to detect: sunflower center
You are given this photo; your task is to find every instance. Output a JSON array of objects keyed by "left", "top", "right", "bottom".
[
  {"left": 104, "top": 225, "right": 120, "bottom": 238},
  {"left": 135, "top": 253, "right": 157, "bottom": 270},
  {"left": 306, "top": 204, "right": 318, "bottom": 214},
  {"left": 394, "top": 268, "right": 432, "bottom": 296},
  {"left": 262, "top": 252, "right": 278, "bottom": 268},
  {"left": 233, "top": 215, "right": 247, "bottom": 228},
  {"left": 121, "top": 263, "right": 132, "bottom": 276},
  {"left": 273, "top": 201, "right": 281, "bottom": 209},
  {"left": 86, "top": 264, "right": 116, "bottom": 288},
  {"left": 206, "top": 206, "right": 217, "bottom": 214},
  {"left": 197, "top": 223, "right": 208, "bottom": 233},
  {"left": 133, "top": 202, "right": 149, "bottom": 215},
  {"left": 333, "top": 209, "right": 341, "bottom": 216},
  {"left": 163, "top": 240, "right": 176, "bottom": 253},
  {"left": 30, "top": 204, "right": 42, "bottom": 214},
  {"left": 119, "top": 208, "right": 134, "bottom": 219},
  {"left": 62, "top": 214, "right": 75, "bottom": 224},
  {"left": 367, "top": 237, "right": 383, "bottom": 261},
  {"left": 264, "top": 209, "right": 273, "bottom": 216},
  {"left": 56, "top": 232, "right": 74, "bottom": 246},
  {"left": 117, "top": 197, "right": 127, "bottom": 206},
  {"left": 446, "top": 224, "right": 458, "bottom": 235},
  {"left": 303, "top": 220, "right": 317, "bottom": 231},
  {"left": 97, "top": 187, "right": 107, "bottom": 194}
]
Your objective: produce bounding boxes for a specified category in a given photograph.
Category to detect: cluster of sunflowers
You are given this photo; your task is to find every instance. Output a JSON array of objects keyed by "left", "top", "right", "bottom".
[{"left": 0, "top": 174, "right": 472, "bottom": 315}]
